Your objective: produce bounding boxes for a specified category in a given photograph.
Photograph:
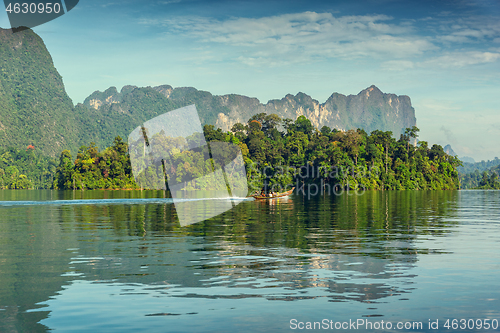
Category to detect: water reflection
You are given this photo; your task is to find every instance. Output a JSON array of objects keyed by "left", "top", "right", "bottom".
[{"left": 0, "top": 189, "right": 482, "bottom": 332}]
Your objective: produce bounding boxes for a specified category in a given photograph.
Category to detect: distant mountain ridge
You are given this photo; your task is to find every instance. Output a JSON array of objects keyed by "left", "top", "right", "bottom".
[
  {"left": 1, "top": 27, "right": 417, "bottom": 157},
  {"left": 458, "top": 157, "right": 500, "bottom": 175},
  {"left": 460, "top": 156, "right": 476, "bottom": 164},
  {"left": 443, "top": 145, "right": 476, "bottom": 164},
  {"left": 84, "top": 84, "right": 417, "bottom": 139}
]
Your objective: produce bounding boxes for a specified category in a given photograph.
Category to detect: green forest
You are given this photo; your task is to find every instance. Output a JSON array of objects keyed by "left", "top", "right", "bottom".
[
  {"left": 52, "top": 137, "right": 136, "bottom": 190},
  {"left": 458, "top": 157, "right": 500, "bottom": 174},
  {"left": 203, "top": 114, "right": 462, "bottom": 192},
  {"left": 0, "top": 146, "right": 56, "bottom": 189},
  {"left": 1, "top": 113, "right": 468, "bottom": 192},
  {"left": 460, "top": 166, "right": 500, "bottom": 189},
  {"left": 458, "top": 157, "right": 500, "bottom": 189}
]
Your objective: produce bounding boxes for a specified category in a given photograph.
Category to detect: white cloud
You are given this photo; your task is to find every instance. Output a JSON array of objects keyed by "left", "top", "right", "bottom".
[
  {"left": 417, "top": 99, "right": 462, "bottom": 114},
  {"left": 141, "top": 12, "right": 435, "bottom": 66},
  {"left": 158, "top": 0, "right": 182, "bottom": 4},
  {"left": 423, "top": 51, "right": 500, "bottom": 68},
  {"left": 381, "top": 60, "right": 415, "bottom": 71},
  {"left": 140, "top": 11, "right": 500, "bottom": 72},
  {"left": 434, "top": 15, "right": 500, "bottom": 44},
  {"left": 101, "top": 2, "right": 120, "bottom": 8}
]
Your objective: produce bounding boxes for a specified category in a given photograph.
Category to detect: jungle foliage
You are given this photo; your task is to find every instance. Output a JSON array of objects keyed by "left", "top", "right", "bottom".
[
  {"left": 16, "top": 114, "right": 462, "bottom": 191},
  {"left": 53, "top": 137, "right": 136, "bottom": 190},
  {"left": 458, "top": 157, "right": 500, "bottom": 189},
  {"left": 458, "top": 157, "right": 500, "bottom": 174},
  {"left": 211, "top": 114, "right": 461, "bottom": 191},
  {"left": 460, "top": 166, "right": 500, "bottom": 189},
  {"left": 0, "top": 146, "right": 56, "bottom": 189}
]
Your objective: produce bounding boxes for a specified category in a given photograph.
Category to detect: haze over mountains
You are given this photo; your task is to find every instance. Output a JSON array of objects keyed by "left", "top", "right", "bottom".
[
  {"left": 1, "top": 27, "right": 417, "bottom": 157},
  {"left": 444, "top": 144, "right": 477, "bottom": 164}
]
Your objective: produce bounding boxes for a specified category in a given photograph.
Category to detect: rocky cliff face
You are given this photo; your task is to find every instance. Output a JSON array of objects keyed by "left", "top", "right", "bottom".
[
  {"left": 84, "top": 84, "right": 417, "bottom": 139},
  {"left": 233, "top": 85, "right": 416, "bottom": 137},
  {"left": 320, "top": 85, "right": 416, "bottom": 136},
  {"left": 444, "top": 144, "right": 457, "bottom": 156}
]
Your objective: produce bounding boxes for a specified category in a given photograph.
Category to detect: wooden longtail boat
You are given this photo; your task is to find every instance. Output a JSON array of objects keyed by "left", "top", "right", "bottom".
[{"left": 251, "top": 187, "right": 295, "bottom": 200}]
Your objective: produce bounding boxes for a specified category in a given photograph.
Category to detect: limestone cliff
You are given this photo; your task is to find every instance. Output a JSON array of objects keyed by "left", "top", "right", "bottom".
[{"left": 84, "top": 84, "right": 417, "bottom": 140}]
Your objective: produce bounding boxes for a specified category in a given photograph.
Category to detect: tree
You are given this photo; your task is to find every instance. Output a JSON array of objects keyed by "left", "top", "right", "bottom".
[
  {"left": 231, "top": 122, "right": 246, "bottom": 133},
  {"left": 343, "top": 129, "right": 363, "bottom": 165},
  {"left": 320, "top": 126, "right": 331, "bottom": 136},
  {"left": 294, "top": 116, "right": 313, "bottom": 135},
  {"left": 54, "top": 150, "right": 74, "bottom": 189},
  {"left": 429, "top": 144, "right": 445, "bottom": 160},
  {"left": 262, "top": 114, "right": 282, "bottom": 137},
  {"left": 370, "top": 130, "right": 394, "bottom": 174},
  {"left": 402, "top": 126, "right": 420, "bottom": 154}
]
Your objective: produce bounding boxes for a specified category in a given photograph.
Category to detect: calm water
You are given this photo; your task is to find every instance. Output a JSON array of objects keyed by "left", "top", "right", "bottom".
[{"left": 0, "top": 190, "right": 499, "bottom": 332}]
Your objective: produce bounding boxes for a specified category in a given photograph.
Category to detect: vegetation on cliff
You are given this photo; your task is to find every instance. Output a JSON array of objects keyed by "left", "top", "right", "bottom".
[{"left": 0, "top": 28, "right": 80, "bottom": 156}]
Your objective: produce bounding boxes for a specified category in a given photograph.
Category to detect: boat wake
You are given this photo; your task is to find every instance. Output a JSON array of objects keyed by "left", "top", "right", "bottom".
[{"left": 0, "top": 196, "right": 252, "bottom": 207}]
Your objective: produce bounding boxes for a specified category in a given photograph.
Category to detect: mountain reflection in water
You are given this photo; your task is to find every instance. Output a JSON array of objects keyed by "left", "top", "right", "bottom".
[{"left": 1, "top": 190, "right": 499, "bottom": 332}]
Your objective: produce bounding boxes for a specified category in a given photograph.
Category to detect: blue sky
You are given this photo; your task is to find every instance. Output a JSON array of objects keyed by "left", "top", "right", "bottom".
[{"left": 1, "top": 0, "right": 499, "bottom": 161}]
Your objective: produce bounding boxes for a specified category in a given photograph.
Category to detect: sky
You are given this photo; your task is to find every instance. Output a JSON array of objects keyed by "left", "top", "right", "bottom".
[{"left": 1, "top": 0, "right": 499, "bottom": 161}]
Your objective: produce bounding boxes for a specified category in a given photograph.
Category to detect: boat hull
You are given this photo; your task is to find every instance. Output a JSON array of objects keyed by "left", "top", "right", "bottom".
[{"left": 251, "top": 187, "right": 295, "bottom": 200}]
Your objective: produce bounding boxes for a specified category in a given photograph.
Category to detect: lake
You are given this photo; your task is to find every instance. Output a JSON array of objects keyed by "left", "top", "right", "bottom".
[{"left": 0, "top": 190, "right": 499, "bottom": 332}]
